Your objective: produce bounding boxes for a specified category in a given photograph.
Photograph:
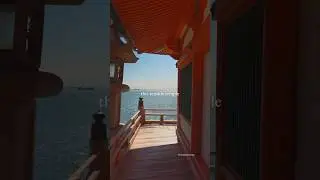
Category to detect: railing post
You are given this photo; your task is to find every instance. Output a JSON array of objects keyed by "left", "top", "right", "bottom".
[
  {"left": 138, "top": 97, "right": 145, "bottom": 124},
  {"left": 90, "top": 111, "right": 110, "bottom": 180},
  {"left": 160, "top": 114, "right": 164, "bottom": 125}
]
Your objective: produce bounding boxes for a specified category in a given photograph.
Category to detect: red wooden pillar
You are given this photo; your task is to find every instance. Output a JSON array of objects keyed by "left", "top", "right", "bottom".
[
  {"left": 189, "top": 14, "right": 209, "bottom": 155},
  {"left": 260, "top": 0, "right": 298, "bottom": 179},
  {"left": 109, "top": 84, "right": 121, "bottom": 129},
  {"left": 0, "top": 0, "right": 45, "bottom": 179},
  {"left": 109, "top": 62, "right": 124, "bottom": 129},
  {"left": 190, "top": 53, "right": 204, "bottom": 153}
]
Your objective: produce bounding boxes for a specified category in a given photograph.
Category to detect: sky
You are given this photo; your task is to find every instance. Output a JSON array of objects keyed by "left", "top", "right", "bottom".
[
  {"left": 0, "top": 1, "right": 177, "bottom": 89},
  {"left": 123, "top": 53, "right": 177, "bottom": 90}
]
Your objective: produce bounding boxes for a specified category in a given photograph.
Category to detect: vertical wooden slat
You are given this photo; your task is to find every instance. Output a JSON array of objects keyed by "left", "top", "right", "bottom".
[
  {"left": 216, "top": 0, "right": 256, "bottom": 24},
  {"left": 215, "top": 21, "right": 226, "bottom": 180},
  {"left": 260, "top": 0, "right": 298, "bottom": 179},
  {"left": 216, "top": 4, "right": 263, "bottom": 179}
]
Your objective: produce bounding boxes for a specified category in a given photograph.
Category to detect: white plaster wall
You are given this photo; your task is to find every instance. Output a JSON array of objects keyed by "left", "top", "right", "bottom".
[
  {"left": 295, "top": 0, "right": 320, "bottom": 179},
  {"left": 201, "top": 19, "right": 218, "bottom": 167}
]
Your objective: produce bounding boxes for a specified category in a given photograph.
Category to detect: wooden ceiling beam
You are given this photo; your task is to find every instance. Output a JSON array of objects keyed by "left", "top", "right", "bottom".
[{"left": 0, "top": 0, "right": 84, "bottom": 5}]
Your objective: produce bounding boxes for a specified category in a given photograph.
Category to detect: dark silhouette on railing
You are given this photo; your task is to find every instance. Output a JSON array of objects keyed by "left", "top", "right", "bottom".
[
  {"left": 138, "top": 97, "right": 145, "bottom": 123},
  {"left": 91, "top": 112, "right": 107, "bottom": 151},
  {"left": 69, "top": 111, "right": 109, "bottom": 180},
  {"left": 160, "top": 114, "right": 164, "bottom": 125}
]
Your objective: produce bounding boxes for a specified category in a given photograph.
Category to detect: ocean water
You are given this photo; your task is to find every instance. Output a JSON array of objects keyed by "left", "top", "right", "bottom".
[{"left": 33, "top": 88, "right": 177, "bottom": 180}]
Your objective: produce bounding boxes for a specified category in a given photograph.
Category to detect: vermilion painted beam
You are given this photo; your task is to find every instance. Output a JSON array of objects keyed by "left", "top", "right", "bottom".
[
  {"left": 177, "top": 48, "right": 194, "bottom": 69},
  {"left": 112, "top": 0, "right": 195, "bottom": 55},
  {"left": 192, "top": 16, "right": 210, "bottom": 54},
  {"left": 190, "top": 53, "right": 204, "bottom": 153}
]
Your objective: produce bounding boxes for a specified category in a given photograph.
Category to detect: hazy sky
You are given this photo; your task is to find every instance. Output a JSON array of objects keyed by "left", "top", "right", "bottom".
[{"left": 123, "top": 53, "right": 177, "bottom": 90}]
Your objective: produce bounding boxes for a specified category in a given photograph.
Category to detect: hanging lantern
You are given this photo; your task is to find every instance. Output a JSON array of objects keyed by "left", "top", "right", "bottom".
[
  {"left": 110, "top": 62, "right": 124, "bottom": 83},
  {"left": 110, "top": 63, "right": 116, "bottom": 78}
]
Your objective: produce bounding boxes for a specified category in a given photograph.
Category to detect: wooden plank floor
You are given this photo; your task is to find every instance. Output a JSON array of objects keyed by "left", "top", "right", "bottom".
[{"left": 116, "top": 124, "right": 195, "bottom": 180}]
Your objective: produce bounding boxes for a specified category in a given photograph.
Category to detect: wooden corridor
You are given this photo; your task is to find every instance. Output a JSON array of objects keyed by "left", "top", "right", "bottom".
[{"left": 115, "top": 124, "right": 195, "bottom": 180}]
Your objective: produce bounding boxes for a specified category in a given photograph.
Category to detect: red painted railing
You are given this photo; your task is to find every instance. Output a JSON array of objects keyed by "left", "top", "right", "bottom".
[{"left": 69, "top": 106, "right": 178, "bottom": 180}]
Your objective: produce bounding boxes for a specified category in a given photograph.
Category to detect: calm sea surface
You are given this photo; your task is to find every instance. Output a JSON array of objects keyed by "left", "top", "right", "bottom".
[{"left": 33, "top": 88, "right": 177, "bottom": 180}]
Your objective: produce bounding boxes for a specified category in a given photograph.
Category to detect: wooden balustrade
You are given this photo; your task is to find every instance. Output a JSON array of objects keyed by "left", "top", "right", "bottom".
[
  {"left": 110, "top": 110, "right": 142, "bottom": 176},
  {"left": 69, "top": 104, "right": 178, "bottom": 180},
  {"left": 68, "top": 154, "right": 99, "bottom": 180},
  {"left": 87, "top": 171, "right": 100, "bottom": 180},
  {"left": 144, "top": 108, "right": 177, "bottom": 124},
  {"left": 110, "top": 111, "right": 141, "bottom": 155}
]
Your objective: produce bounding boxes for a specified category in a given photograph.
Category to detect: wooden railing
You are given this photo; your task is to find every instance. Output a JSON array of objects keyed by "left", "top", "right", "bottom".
[
  {"left": 68, "top": 111, "right": 109, "bottom": 180},
  {"left": 144, "top": 108, "right": 177, "bottom": 116},
  {"left": 144, "top": 108, "right": 177, "bottom": 124},
  {"left": 68, "top": 154, "right": 99, "bottom": 180},
  {"left": 69, "top": 105, "right": 177, "bottom": 180},
  {"left": 110, "top": 110, "right": 142, "bottom": 168}
]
